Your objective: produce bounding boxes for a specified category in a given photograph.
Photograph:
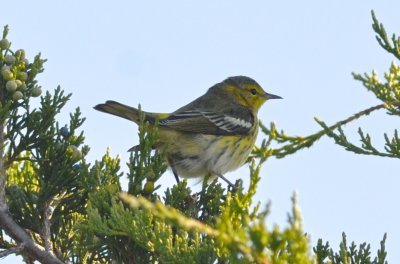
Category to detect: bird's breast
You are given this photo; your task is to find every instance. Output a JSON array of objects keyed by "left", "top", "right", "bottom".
[{"left": 160, "top": 123, "right": 259, "bottom": 178}]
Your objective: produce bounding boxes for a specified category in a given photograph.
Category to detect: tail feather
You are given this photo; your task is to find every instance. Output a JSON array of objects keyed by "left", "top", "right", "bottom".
[{"left": 94, "top": 100, "right": 143, "bottom": 124}]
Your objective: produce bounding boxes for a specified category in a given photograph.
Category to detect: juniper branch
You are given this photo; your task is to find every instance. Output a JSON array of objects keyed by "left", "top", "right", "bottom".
[
  {"left": 119, "top": 192, "right": 268, "bottom": 264},
  {"left": 258, "top": 103, "right": 391, "bottom": 159},
  {"left": 371, "top": 10, "right": 400, "bottom": 60}
]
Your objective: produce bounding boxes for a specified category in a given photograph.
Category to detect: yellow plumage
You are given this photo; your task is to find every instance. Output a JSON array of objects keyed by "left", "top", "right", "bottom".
[{"left": 94, "top": 76, "right": 281, "bottom": 186}]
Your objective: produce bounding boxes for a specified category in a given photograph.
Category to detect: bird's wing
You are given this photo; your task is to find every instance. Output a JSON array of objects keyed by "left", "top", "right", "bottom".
[{"left": 159, "top": 109, "right": 254, "bottom": 135}]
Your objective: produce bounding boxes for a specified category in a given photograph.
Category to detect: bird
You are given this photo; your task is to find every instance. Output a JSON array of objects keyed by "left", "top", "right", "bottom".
[{"left": 94, "top": 76, "right": 281, "bottom": 187}]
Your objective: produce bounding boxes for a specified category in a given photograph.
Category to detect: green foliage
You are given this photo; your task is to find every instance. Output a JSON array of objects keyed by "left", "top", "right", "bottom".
[
  {"left": 318, "top": 11, "right": 400, "bottom": 158},
  {"left": 0, "top": 24, "right": 91, "bottom": 262},
  {"left": 314, "top": 233, "right": 387, "bottom": 264},
  {"left": 371, "top": 11, "right": 400, "bottom": 61},
  {"left": 0, "top": 11, "right": 395, "bottom": 264},
  {"left": 83, "top": 118, "right": 313, "bottom": 263},
  {"left": 126, "top": 112, "right": 167, "bottom": 197},
  {"left": 252, "top": 11, "right": 399, "bottom": 162}
]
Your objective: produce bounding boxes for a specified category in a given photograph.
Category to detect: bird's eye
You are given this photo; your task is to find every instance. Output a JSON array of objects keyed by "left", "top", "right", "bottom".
[{"left": 250, "top": 88, "right": 257, "bottom": 95}]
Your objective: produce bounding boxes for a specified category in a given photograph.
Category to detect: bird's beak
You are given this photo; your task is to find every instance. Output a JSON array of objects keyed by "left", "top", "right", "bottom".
[{"left": 265, "top": 92, "right": 282, "bottom": 100}]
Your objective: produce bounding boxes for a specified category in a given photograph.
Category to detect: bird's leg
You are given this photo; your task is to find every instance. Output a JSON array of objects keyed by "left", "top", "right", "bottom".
[
  {"left": 217, "top": 174, "right": 235, "bottom": 189},
  {"left": 171, "top": 166, "right": 180, "bottom": 184},
  {"left": 168, "top": 158, "right": 180, "bottom": 184}
]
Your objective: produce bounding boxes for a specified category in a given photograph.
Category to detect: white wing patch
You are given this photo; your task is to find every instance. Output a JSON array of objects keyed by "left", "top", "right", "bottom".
[
  {"left": 202, "top": 112, "right": 252, "bottom": 132},
  {"left": 223, "top": 116, "right": 252, "bottom": 128},
  {"left": 160, "top": 110, "right": 253, "bottom": 134}
]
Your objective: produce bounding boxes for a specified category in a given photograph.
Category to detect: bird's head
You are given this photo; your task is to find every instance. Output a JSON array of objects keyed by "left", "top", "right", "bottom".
[{"left": 221, "top": 76, "right": 282, "bottom": 111}]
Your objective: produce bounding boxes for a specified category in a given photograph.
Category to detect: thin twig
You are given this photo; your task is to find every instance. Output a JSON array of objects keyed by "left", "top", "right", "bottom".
[
  {"left": 0, "top": 243, "right": 24, "bottom": 258},
  {"left": 318, "top": 102, "right": 389, "bottom": 131},
  {"left": 270, "top": 102, "right": 396, "bottom": 158}
]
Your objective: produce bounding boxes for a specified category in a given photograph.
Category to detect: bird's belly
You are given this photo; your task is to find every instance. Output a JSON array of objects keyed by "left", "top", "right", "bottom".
[{"left": 165, "top": 133, "right": 255, "bottom": 179}]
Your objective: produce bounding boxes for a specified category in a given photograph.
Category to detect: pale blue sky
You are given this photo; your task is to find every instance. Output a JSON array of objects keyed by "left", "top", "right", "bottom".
[{"left": 1, "top": 1, "right": 399, "bottom": 263}]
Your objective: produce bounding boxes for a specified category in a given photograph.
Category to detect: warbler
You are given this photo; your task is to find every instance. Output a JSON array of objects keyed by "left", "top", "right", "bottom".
[{"left": 94, "top": 76, "right": 281, "bottom": 186}]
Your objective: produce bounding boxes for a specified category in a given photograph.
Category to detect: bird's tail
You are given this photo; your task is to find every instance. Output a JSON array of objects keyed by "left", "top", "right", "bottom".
[{"left": 94, "top": 100, "right": 150, "bottom": 124}]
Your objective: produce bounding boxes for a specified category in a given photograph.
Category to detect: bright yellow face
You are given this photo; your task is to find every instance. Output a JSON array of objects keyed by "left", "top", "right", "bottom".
[
  {"left": 222, "top": 76, "right": 281, "bottom": 112},
  {"left": 225, "top": 82, "right": 268, "bottom": 111}
]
